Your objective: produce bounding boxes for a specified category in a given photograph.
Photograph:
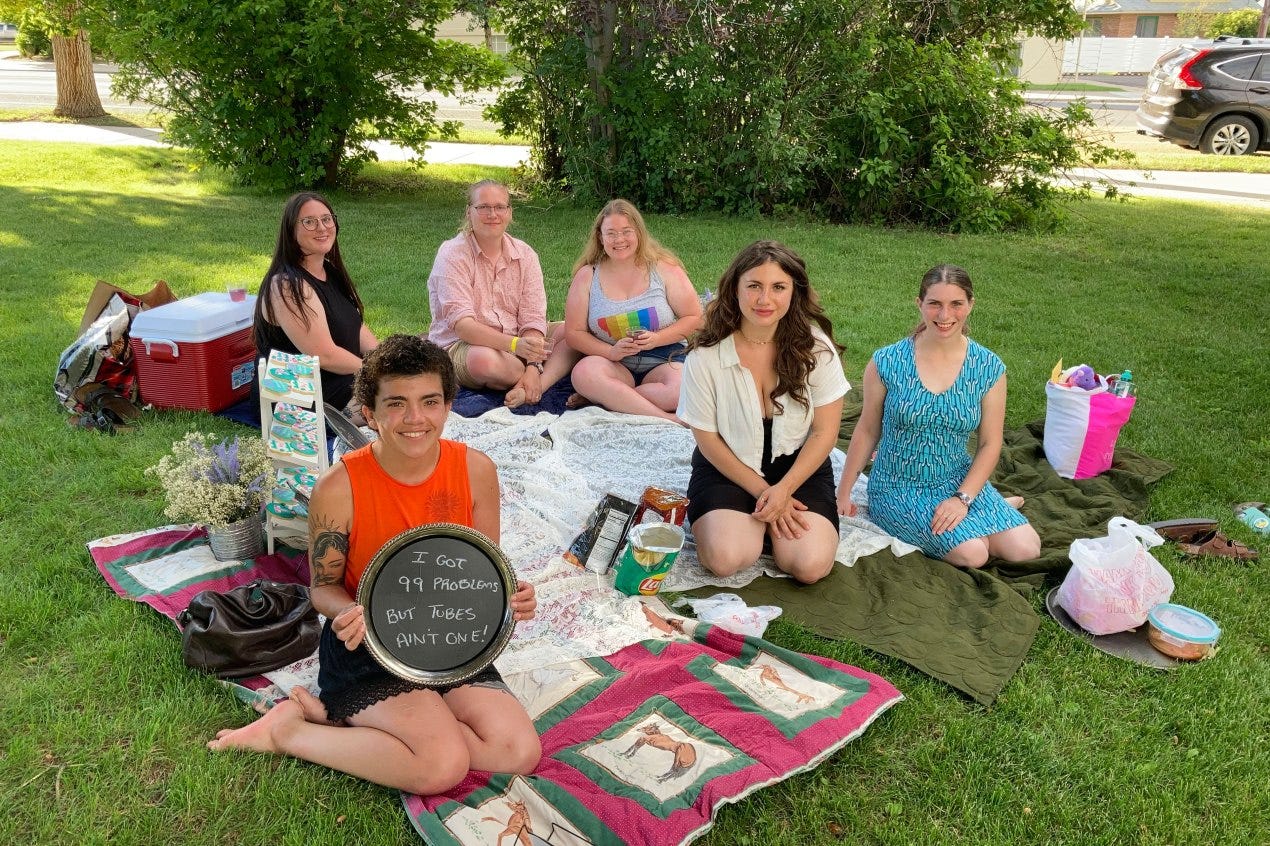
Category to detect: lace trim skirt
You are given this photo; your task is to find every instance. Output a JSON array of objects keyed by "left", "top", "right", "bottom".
[{"left": 316, "top": 619, "right": 505, "bottom": 722}]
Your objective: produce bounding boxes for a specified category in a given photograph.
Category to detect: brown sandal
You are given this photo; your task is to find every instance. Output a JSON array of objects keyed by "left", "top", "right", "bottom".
[
  {"left": 1175, "top": 529, "right": 1259, "bottom": 561},
  {"left": 1148, "top": 518, "right": 1220, "bottom": 542}
]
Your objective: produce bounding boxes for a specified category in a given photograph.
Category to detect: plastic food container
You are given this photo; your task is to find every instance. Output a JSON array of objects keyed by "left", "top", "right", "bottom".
[{"left": 1147, "top": 604, "right": 1220, "bottom": 661}]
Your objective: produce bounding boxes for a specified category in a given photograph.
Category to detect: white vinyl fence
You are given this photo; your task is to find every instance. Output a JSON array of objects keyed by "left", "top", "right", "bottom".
[{"left": 1063, "top": 37, "right": 1180, "bottom": 74}]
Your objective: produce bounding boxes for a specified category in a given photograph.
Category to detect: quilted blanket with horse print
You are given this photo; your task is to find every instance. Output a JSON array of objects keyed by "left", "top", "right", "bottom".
[{"left": 88, "top": 526, "right": 901, "bottom": 846}]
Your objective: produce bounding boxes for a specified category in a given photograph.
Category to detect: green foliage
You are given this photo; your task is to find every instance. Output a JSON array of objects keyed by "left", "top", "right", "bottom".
[
  {"left": 1174, "top": 11, "right": 1214, "bottom": 38},
  {"left": 493, "top": 0, "right": 1117, "bottom": 232},
  {"left": 1205, "top": 9, "right": 1262, "bottom": 38},
  {"left": 14, "top": 5, "right": 52, "bottom": 56},
  {"left": 98, "top": 0, "right": 504, "bottom": 188}
]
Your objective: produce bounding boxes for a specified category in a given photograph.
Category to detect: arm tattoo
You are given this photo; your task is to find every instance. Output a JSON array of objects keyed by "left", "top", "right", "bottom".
[{"left": 310, "top": 516, "right": 350, "bottom": 589}]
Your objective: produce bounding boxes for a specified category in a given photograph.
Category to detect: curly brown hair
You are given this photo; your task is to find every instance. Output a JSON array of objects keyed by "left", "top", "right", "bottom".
[
  {"left": 354, "top": 335, "right": 456, "bottom": 409},
  {"left": 694, "top": 240, "right": 841, "bottom": 414}
]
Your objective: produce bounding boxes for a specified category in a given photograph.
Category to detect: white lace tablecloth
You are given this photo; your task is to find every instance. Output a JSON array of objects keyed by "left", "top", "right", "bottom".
[{"left": 346, "top": 407, "right": 920, "bottom": 674}]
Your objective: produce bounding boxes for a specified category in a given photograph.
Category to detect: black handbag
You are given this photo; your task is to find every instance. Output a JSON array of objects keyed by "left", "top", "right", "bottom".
[{"left": 177, "top": 579, "right": 320, "bottom": 679}]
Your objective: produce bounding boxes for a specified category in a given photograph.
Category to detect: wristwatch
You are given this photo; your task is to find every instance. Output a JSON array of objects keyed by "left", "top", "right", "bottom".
[
  {"left": 953, "top": 491, "right": 973, "bottom": 508},
  {"left": 529, "top": 361, "right": 545, "bottom": 374}
]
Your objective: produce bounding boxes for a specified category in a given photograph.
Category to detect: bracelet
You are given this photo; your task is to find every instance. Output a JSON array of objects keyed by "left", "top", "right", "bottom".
[{"left": 509, "top": 336, "right": 520, "bottom": 354}]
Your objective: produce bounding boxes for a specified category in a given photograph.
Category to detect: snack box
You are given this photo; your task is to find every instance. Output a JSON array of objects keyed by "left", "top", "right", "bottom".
[{"left": 129, "top": 292, "right": 257, "bottom": 412}]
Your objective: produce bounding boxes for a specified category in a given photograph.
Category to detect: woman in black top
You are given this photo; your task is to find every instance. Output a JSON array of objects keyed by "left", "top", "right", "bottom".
[{"left": 254, "top": 192, "right": 378, "bottom": 410}]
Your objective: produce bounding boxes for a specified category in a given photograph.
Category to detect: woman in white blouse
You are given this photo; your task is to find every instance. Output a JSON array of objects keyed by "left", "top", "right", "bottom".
[{"left": 678, "top": 241, "right": 849, "bottom": 584}]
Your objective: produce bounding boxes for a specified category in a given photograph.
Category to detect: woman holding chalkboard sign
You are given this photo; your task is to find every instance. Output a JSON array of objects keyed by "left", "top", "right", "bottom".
[{"left": 209, "top": 335, "right": 541, "bottom": 796}]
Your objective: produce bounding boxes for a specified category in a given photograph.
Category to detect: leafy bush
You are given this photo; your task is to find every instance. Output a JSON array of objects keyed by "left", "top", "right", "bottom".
[
  {"left": 15, "top": 6, "right": 52, "bottom": 57},
  {"left": 1205, "top": 9, "right": 1262, "bottom": 38},
  {"left": 100, "top": 0, "right": 504, "bottom": 188},
  {"left": 492, "top": 0, "right": 1121, "bottom": 231}
]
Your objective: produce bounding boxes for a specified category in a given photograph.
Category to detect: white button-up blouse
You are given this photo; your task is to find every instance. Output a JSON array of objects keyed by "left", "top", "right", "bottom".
[{"left": 677, "top": 330, "right": 850, "bottom": 474}]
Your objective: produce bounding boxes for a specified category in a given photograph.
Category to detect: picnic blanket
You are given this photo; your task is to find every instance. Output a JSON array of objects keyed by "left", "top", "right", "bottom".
[
  {"left": 724, "top": 402, "right": 1172, "bottom": 707},
  {"left": 88, "top": 526, "right": 901, "bottom": 846}
]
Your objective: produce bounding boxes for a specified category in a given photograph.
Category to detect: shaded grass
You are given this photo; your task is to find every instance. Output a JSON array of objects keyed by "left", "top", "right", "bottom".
[{"left": 0, "top": 140, "right": 1267, "bottom": 845}]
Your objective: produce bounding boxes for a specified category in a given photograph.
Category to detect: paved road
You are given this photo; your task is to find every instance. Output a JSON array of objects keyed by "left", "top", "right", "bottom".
[
  {"left": 3, "top": 55, "right": 1267, "bottom": 207},
  {"left": 0, "top": 52, "right": 502, "bottom": 127}
]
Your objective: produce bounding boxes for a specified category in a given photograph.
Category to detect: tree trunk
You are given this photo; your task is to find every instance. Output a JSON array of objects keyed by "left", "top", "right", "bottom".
[
  {"left": 582, "top": 0, "right": 618, "bottom": 182},
  {"left": 483, "top": 19, "right": 494, "bottom": 52},
  {"left": 52, "top": 30, "right": 106, "bottom": 119}
]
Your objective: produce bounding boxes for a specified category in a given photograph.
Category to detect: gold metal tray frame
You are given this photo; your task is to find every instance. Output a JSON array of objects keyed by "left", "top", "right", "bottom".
[{"left": 356, "top": 523, "right": 516, "bottom": 687}]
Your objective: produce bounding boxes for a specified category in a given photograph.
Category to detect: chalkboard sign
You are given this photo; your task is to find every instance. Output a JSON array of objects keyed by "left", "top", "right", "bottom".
[{"left": 356, "top": 523, "right": 516, "bottom": 686}]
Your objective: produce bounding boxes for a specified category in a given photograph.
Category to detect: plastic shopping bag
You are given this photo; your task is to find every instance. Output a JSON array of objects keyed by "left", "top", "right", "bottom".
[
  {"left": 1056, "top": 517, "right": 1173, "bottom": 635},
  {"left": 674, "top": 593, "right": 781, "bottom": 638},
  {"left": 1043, "top": 378, "right": 1135, "bottom": 479}
]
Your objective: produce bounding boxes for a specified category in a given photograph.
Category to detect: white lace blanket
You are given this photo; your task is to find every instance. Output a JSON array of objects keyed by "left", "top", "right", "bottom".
[{"left": 433, "top": 407, "right": 920, "bottom": 675}]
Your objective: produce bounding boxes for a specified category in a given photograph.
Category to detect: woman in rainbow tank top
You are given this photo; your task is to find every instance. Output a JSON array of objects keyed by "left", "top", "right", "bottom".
[{"left": 564, "top": 199, "right": 703, "bottom": 423}]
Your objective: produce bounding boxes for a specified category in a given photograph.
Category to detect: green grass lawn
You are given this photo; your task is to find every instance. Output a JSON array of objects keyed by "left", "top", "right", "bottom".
[{"left": 1, "top": 141, "right": 1267, "bottom": 846}]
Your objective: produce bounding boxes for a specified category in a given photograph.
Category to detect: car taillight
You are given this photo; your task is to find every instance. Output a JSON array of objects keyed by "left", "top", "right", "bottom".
[{"left": 1174, "top": 50, "right": 1209, "bottom": 90}]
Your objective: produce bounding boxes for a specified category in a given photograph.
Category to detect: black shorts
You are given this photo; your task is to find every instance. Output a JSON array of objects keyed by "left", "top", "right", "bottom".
[
  {"left": 686, "top": 444, "right": 839, "bottom": 532},
  {"left": 317, "top": 619, "right": 507, "bottom": 722}
]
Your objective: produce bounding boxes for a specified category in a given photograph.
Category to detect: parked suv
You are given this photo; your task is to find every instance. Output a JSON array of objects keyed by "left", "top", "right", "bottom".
[{"left": 1136, "top": 36, "right": 1270, "bottom": 155}]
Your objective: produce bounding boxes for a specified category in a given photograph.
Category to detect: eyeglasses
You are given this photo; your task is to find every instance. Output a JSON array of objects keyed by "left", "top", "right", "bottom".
[
  {"left": 299, "top": 214, "right": 337, "bottom": 231},
  {"left": 602, "top": 228, "right": 636, "bottom": 241},
  {"left": 471, "top": 204, "right": 511, "bottom": 215}
]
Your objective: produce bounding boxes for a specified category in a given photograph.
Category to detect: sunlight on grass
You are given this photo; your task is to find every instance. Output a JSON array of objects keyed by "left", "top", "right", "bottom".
[{"left": 0, "top": 140, "right": 1266, "bottom": 846}]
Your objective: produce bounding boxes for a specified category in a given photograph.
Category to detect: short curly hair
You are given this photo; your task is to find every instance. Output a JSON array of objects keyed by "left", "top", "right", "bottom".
[{"left": 354, "top": 334, "right": 456, "bottom": 409}]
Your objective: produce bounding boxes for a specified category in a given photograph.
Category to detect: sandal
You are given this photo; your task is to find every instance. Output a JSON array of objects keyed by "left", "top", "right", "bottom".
[
  {"left": 1148, "top": 518, "right": 1220, "bottom": 542},
  {"left": 1175, "top": 529, "right": 1259, "bottom": 561}
]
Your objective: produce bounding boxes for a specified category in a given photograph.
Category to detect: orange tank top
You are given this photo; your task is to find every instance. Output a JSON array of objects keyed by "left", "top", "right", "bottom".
[{"left": 341, "top": 439, "right": 474, "bottom": 597}]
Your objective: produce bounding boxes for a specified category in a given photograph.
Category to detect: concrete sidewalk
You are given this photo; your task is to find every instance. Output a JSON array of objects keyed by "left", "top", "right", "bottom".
[
  {"left": 2, "top": 119, "right": 1268, "bottom": 207},
  {"left": 0, "top": 121, "right": 530, "bottom": 167}
]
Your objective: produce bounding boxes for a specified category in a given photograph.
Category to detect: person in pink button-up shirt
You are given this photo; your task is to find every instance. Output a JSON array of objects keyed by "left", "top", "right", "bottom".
[{"left": 426, "top": 180, "right": 575, "bottom": 407}]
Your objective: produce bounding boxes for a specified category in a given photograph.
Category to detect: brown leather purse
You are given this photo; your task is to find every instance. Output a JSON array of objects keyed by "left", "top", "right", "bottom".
[{"left": 177, "top": 579, "right": 320, "bottom": 679}]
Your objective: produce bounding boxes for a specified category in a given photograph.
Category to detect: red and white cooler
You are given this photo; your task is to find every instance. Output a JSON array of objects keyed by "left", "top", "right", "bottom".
[{"left": 129, "top": 292, "right": 257, "bottom": 412}]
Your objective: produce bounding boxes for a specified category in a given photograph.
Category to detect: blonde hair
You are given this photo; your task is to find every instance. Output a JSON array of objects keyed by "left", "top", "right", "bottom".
[
  {"left": 571, "top": 199, "right": 681, "bottom": 275},
  {"left": 459, "top": 179, "right": 511, "bottom": 235}
]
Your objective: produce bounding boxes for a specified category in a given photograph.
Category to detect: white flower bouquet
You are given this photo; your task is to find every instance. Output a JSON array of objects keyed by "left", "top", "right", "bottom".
[{"left": 146, "top": 433, "right": 271, "bottom": 528}]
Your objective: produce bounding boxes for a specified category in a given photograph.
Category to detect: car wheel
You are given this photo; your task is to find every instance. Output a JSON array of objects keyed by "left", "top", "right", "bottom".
[{"left": 1199, "top": 116, "right": 1259, "bottom": 155}]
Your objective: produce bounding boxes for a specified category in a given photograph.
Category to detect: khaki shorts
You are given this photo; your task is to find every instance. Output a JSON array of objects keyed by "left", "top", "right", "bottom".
[{"left": 445, "top": 340, "right": 483, "bottom": 389}]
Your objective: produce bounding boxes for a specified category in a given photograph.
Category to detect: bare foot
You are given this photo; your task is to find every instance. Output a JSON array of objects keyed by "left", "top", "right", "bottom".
[
  {"left": 289, "top": 685, "right": 341, "bottom": 726},
  {"left": 565, "top": 392, "right": 593, "bottom": 410},
  {"left": 504, "top": 386, "right": 527, "bottom": 409},
  {"left": 207, "top": 698, "right": 304, "bottom": 753},
  {"left": 1005, "top": 496, "right": 1025, "bottom": 509}
]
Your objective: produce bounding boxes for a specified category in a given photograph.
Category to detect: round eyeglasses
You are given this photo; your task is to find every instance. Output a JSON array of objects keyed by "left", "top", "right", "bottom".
[{"left": 299, "top": 213, "right": 338, "bottom": 231}]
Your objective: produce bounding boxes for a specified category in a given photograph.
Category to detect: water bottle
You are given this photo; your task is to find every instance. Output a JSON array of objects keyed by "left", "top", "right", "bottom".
[{"left": 1112, "top": 369, "right": 1135, "bottom": 398}]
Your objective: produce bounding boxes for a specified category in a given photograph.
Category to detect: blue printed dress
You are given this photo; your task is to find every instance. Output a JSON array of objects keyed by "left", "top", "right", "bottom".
[{"left": 866, "top": 337, "right": 1027, "bottom": 558}]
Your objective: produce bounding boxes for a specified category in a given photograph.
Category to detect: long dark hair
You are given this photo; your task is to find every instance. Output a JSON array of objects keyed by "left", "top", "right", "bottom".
[
  {"left": 912, "top": 263, "right": 973, "bottom": 337},
  {"left": 253, "top": 192, "right": 364, "bottom": 353},
  {"left": 694, "top": 240, "right": 840, "bottom": 414}
]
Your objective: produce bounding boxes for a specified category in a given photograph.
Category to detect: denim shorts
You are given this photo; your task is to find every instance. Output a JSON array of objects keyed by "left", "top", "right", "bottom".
[{"left": 620, "top": 342, "right": 687, "bottom": 382}]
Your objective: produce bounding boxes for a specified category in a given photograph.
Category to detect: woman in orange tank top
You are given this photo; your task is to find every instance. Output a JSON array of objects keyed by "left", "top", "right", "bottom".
[{"left": 208, "top": 335, "right": 541, "bottom": 796}]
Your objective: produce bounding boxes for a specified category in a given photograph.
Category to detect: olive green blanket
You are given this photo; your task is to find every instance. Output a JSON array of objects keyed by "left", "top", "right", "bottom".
[{"left": 714, "top": 410, "right": 1172, "bottom": 706}]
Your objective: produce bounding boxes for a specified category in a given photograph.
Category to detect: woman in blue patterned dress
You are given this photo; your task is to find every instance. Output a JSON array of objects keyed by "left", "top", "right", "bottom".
[{"left": 835, "top": 265, "right": 1039, "bottom": 568}]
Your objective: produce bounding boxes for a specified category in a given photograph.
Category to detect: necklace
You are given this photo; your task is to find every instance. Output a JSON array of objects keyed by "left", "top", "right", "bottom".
[{"left": 739, "top": 331, "right": 775, "bottom": 346}]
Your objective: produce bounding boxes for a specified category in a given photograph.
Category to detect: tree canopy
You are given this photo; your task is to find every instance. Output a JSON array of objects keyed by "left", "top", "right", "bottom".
[
  {"left": 100, "top": 0, "right": 504, "bottom": 187},
  {"left": 491, "top": 0, "right": 1117, "bottom": 231}
]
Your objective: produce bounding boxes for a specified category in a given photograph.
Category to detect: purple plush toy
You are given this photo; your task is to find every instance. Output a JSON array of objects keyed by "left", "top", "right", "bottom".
[{"left": 1070, "top": 365, "right": 1098, "bottom": 390}]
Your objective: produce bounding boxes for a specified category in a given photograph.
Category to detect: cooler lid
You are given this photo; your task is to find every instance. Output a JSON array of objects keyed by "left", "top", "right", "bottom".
[{"left": 131, "top": 291, "right": 256, "bottom": 342}]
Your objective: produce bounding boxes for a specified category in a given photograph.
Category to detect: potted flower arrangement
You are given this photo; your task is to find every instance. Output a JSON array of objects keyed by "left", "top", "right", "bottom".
[{"left": 147, "top": 432, "right": 271, "bottom": 561}]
